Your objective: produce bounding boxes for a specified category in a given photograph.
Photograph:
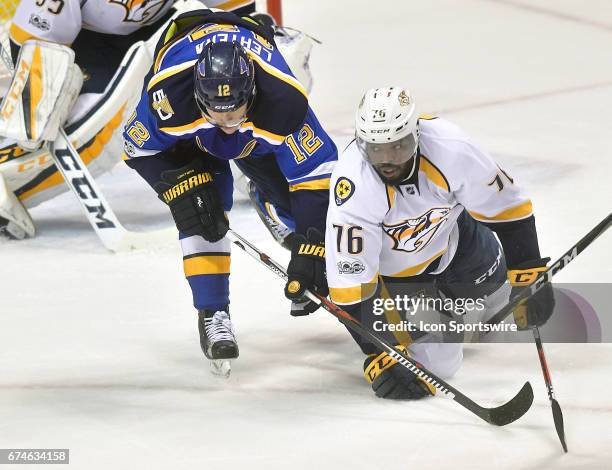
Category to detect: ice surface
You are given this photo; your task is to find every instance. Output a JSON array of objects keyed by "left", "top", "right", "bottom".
[{"left": 1, "top": 1, "right": 611, "bottom": 469}]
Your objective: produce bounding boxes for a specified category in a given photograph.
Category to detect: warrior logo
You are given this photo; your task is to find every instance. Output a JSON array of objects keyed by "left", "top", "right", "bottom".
[
  {"left": 383, "top": 207, "right": 450, "bottom": 253},
  {"left": 109, "top": 0, "right": 172, "bottom": 23}
]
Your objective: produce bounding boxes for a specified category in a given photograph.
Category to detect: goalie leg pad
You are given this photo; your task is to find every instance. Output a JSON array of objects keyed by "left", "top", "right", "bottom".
[{"left": 0, "top": 171, "right": 35, "bottom": 239}]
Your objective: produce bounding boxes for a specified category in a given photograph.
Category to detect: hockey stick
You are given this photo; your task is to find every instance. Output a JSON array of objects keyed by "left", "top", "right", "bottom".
[
  {"left": 49, "top": 130, "right": 175, "bottom": 251},
  {"left": 485, "top": 212, "right": 612, "bottom": 328},
  {"left": 0, "top": 46, "right": 175, "bottom": 251},
  {"left": 483, "top": 212, "right": 611, "bottom": 452},
  {"left": 226, "top": 229, "right": 534, "bottom": 426},
  {"left": 532, "top": 326, "right": 567, "bottom": 452}
]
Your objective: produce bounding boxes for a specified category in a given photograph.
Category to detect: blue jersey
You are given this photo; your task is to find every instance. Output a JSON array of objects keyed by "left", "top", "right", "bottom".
[
  {"left": 122, "top": 11, "right": 337, "bottom": 313},
  {"left": 123, "top": 10, "right": 337, "bottom": 192}
]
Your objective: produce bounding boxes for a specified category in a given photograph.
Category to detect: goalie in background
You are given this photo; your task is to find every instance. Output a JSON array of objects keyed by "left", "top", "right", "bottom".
[
  {"left": 0, "top": 0, "right": 271, "bottom": 240},
  {"left": 285, "top": 86, "right": 555, "bottom": 399}
]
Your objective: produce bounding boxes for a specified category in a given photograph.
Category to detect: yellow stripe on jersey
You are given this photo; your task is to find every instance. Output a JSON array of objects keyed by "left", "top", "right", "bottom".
[
  {"left": 388, "top": 249, "right": 446, "bottom": 278},
  {"left": 468, "top": 200, "right": 533, "bottom": 222},
  {"left": 184, "top": 254, "right": 231, "bottom": 277},
  {"left": 247, "top": 52, "right": 308, "bottom": 98},
  {"left": 329, "top": 273, "right": 379, "bottom": 305},
  {"left": 385, "top": 185, "right": 396, "bottom": 210},
  {"left": 239, "top": 121, "right": 285, "bottom": 144},
  {"left": 9, "top": 23, "right": 44, "bottom": 46},
  {"left": 148, "top": 61, "right": 196, "bottom": 91},
  {"left": 160, "top": 116, "right": 209, "bottom": 135},
  {"left": 289, "top": 178, "right": 330, "bottom": 192},
  {"left": 214, "top": 0, "right": 254, "bottom": 11},
  {"left": 154, "top": 22, "right": 186, "bottom": 73},
  {"left": 29, "top": 45, "right": 43, "bottom": 140},
  {"left": 380, "top": 279, "right": 414, "bottom": 346},
  {"left": 420, "top": 156, "right": 450, "bottom": 192}
]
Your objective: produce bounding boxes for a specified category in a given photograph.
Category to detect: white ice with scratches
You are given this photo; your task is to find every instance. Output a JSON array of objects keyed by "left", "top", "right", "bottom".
[{"left": 1, "top": 1, "right": 612, "bottom": 468}]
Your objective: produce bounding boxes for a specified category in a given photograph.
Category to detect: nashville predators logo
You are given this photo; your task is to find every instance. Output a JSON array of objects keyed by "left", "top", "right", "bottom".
[
  {"left": 334, "top": 177, "right": 355, "bottom": 206},
  {"left": 382, "top": 207, "right": 450, "bottom": 253},
  {"left": 109, "top": 0, "right": 172, "bottom": 23},
  {"left": 398, "top": 90, "right": 411, "bottom": 106}
]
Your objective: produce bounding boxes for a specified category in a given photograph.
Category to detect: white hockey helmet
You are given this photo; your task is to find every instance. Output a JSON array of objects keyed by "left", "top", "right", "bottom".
[{"left": 355, "top": 86, "right": 419, "bottom": 172}]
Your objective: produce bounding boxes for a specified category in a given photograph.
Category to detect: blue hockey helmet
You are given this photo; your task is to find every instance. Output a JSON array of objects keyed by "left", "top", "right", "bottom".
[{"left": 194, "top": 41, "right": 256, "bottom": 114}]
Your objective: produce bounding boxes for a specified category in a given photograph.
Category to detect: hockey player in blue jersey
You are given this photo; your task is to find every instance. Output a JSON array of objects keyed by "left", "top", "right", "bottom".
[{"left": 123, "top": 10, "right": 336, "bottom": 373}]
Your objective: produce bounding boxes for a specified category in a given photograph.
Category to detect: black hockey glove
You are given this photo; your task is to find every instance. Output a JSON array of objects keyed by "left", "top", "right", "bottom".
[
  {"left": 284, "top": 227, "right": 328, "bottom": 316},
  {"left": 508, "top": 257, "right": 555, "bottom": 330},
  {"left": 154, "top": 159, "right": 229, "bottom": 242},
  {"left": 363, "top": 346, "right": 435, "bottom": 400}
]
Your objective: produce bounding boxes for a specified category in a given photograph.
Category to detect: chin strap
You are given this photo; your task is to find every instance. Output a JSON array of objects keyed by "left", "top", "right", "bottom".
[
  {"left": 404, "top": 150, "right": 418, "bottom": 180},
  {"left": 393, "top": 150, "right": 419, "bottom": 184}
]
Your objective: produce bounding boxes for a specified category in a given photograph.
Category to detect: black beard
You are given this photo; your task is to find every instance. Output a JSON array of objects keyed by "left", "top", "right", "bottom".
[
  {"left": 373, "top": 160, "right": 414, "bottom": 185},
  {"left": 375, "top": 170, "right": 405, "bottom": 185}
]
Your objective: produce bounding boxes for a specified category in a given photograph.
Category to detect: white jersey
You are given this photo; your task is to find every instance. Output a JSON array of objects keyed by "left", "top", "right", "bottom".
[
  {"left": 9, "top": 0, "right": 254, "bottom": 45},
  {"left": 326, "top": 116, "right": 533, "bottom": 306}
]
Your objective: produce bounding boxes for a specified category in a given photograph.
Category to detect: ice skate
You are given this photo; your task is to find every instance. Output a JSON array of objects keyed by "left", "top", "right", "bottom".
[{"left": 198, "top": 309, "right": 239, "bottom": 378}]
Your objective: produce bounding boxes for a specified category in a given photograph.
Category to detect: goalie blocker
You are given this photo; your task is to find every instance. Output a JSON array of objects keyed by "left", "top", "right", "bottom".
[{"left": 0, "top": 40, "right": 83, "bottom": 151}]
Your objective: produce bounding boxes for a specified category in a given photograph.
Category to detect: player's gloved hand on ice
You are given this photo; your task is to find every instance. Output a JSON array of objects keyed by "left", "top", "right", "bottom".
[
  {"left": 508, "top": 257, "right": 555, "bottom": 330},
  {"left": 363, "top": 345, "right": 436, "bottom": 400},
  {"left": 284, "top": 227, "right": 328, "bottom": 316},
  {"left": 154, "top": 159, "right": 229, "bottom": 242}
]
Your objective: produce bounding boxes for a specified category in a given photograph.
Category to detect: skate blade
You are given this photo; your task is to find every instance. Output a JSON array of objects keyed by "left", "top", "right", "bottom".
[{"left": 210, "top": 359, "right": 232, "bottom": 378}]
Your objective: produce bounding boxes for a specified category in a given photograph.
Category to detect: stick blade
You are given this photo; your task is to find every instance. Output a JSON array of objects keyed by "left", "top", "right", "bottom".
[
  {"left": 485, "top": 382, "right": 534, "bottom": 426},
  {"left": 551, "top": 398, "right": 568, "bottom": 452}
]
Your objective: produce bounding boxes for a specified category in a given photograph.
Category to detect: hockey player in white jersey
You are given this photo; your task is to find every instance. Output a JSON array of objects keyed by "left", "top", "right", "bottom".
[
  {"left": 0, "top": 0, "right": 259, "bottom": 239},
  {"left": 284, "top": 86, "right": 555, "bottom": 399}
]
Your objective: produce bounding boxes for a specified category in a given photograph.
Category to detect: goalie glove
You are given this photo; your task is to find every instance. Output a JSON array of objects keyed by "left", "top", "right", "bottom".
[
  {"left": 508, "top": 257, "right": 555, "bottom": 330},
  {"left": 284, "top": 227, "right": 328, "bottom": 315},
  {"left": 154, "top": 159, "right": 228, "bottom": 242},
  {"left": 363, "top": 345, "right": 436, "bottom": 400}
]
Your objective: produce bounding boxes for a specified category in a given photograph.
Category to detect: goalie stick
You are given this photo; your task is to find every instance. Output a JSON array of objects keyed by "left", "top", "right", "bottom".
[
  {"left": 225, "top": 229, "right": 534, "bottom": 426},
  {"left": 0, "top": 45, "right": 175, "bottom": 252},
  {"left": 49, "top": 130, "right": 175, "bottom": 251}
]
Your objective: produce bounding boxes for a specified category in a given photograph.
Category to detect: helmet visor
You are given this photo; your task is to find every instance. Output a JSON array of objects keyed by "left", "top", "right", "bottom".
[{"left": 356, "top": 132, "right": 418, "bottom": 166}]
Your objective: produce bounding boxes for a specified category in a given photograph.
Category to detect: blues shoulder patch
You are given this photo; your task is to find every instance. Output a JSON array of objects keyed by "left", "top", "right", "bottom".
[{"left": 334, "top": 177, "right": 355, "bottom": 206}]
